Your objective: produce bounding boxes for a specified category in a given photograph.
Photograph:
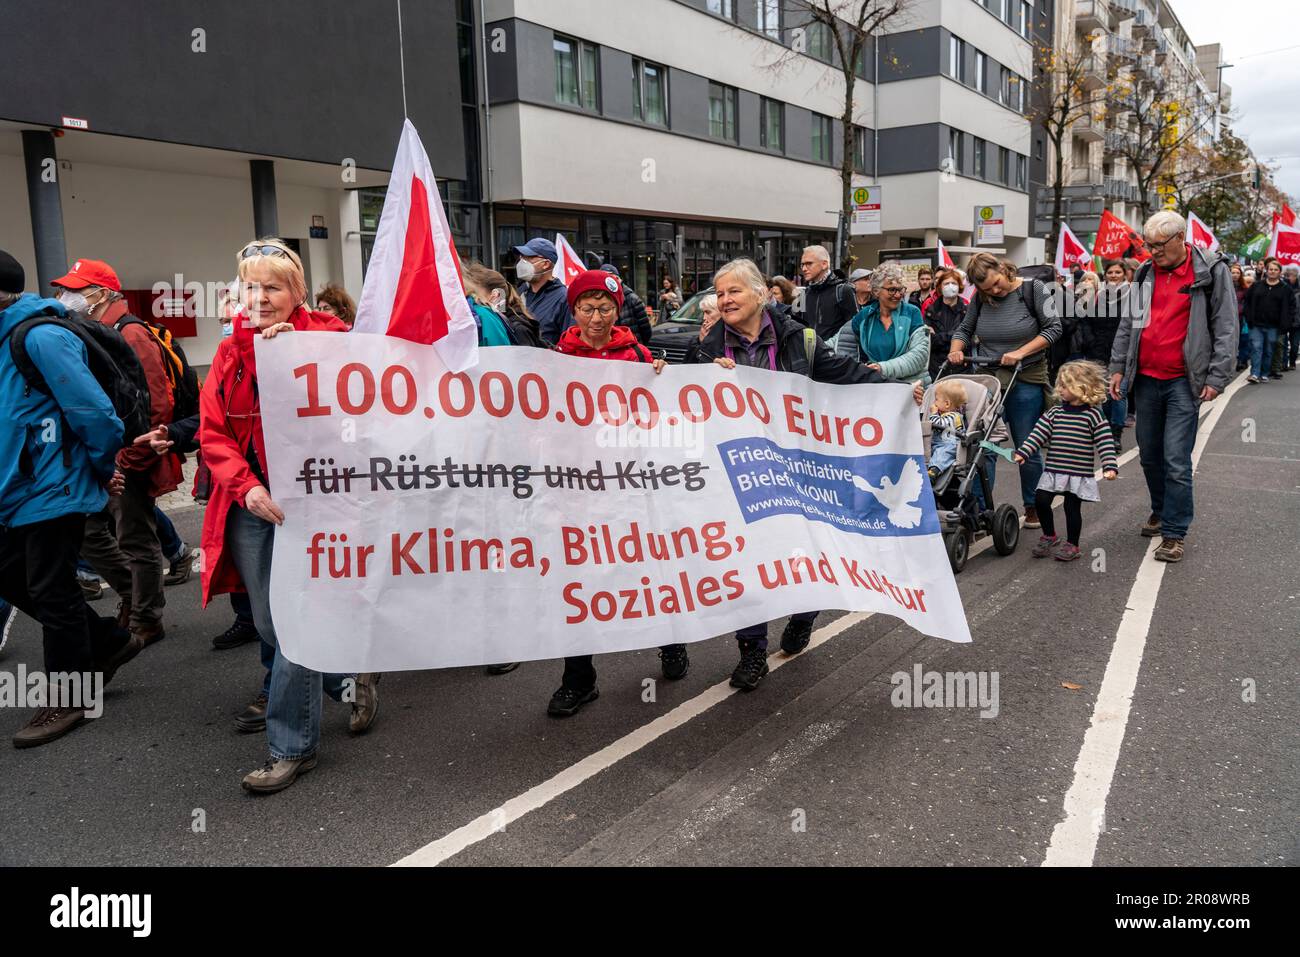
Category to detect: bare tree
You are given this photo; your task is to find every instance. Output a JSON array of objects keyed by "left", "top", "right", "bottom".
[{"left": 1027, "top": 35, "right": 1111, "bottom": 254}]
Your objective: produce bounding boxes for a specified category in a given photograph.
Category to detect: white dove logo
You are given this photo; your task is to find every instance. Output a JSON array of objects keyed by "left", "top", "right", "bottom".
[{"left": 852, "top": 459, "right": 925, "bottom": 529}]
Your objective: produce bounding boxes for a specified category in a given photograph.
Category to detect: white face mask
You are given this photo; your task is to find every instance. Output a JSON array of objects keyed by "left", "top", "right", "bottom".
[
  {"left": 488, "top": 293, "right": 506, "bottom": 314},
  {"left": 57, "top": 290, "right": 91, "bottom": 318},
  {"left": 516, "top": 259, "right": 536, "bottom": 282},
  {"left": 941, "top": 282, "right": 959, "bottom": 298}
]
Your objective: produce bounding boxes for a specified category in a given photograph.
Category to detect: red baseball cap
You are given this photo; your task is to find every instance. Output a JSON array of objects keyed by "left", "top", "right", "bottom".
[{"left": 51, "top": 259, "right": 121, "bottom": 291}]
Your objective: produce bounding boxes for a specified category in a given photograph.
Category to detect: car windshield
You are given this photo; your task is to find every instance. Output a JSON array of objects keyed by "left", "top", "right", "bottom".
[{"left": 666, "top": 288, "right": 713, "bottom": 326}]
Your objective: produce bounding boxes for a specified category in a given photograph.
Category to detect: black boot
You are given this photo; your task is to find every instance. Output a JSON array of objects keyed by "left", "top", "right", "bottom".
[
  {"left": 658, "top": 644, "right": 690, "bottom": 680},
  {"left": 730, "top": 645, "right": 770, "bottom": 691}
]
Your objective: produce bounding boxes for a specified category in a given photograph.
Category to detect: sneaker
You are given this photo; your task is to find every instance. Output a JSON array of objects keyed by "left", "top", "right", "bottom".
[
  {"left": 1031, "top": 534, "right": 1059, "bottom": 558},
  {"left": 13, "top": 707, "right": 87, "bottom": 749},
  {"left": 164, "top": 548, "right": 193, "bottom": 586},
  {"left": 659, "top": 644, "right": 690, "bottom": 680},
  {"left": 234, "top": 692, "right": 269, "bottom": 734},
  {"left": 1260, "top": 376, "right": 1270, "bottom": 383},
  {"left": 1023, "top": 506, "right": 1041, "bottom": 530},
  {"left": 0, "top": 602, "right": 15, "bottom": 654},
  {"left": 1125, "top": 414, "right": 1136, "bottom": 428},
  {"left": 1154, "top": 537, "right": 1185, "bottom": 563},
  {"left": 212, "top": 619, "right": 260, "bottom": 651},
  {"left": 349, "top": 673, "right": 381, "bottom": 734},
  {"left": 484, "top": 662, "right": 520, "bottom": 675},
  {"left": 1140, "top": 513, "right": 1161, "bottom": 538},
  {"left": 78, "top": 576, "right": 104, "bottom": 602},
  {"left": 547, "top": 685, "right": 599, "bottom": 717},
  {"left": 927, "top": 465, "right": 940, "bottom": 480},
  {"left": 779, "top": 618, "right": 814, "bottom": 655},
  {"left": 1054, "top": 542, "right": 1082, "bottom": 562},
  {"left": 1247, "top": 375, "right": 1260, "bottom": 384},
  {"left": 729, "top": 647, "right": 770, "bottom": 691},
  {"left": 241, "top": 754, "right": 317, "bottom": 794}
]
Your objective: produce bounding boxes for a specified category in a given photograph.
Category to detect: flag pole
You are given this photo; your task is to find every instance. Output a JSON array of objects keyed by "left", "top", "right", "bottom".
[{"left": 396, "top": 0, "right": 409, "bottom": 118}]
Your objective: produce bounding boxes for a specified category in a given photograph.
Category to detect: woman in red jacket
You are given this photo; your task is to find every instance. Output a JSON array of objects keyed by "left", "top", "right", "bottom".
[
  {"left": 545, "top": 270, "right": 686, "bottom": 716},
  {"left": 199, "top": 239, "right": 378, "bottom": 793}
]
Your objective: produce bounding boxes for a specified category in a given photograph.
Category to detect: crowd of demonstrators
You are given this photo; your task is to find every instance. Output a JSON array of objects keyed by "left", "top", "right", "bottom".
[
  {"left": 0, "top": 250, "right": 142, "bottom": 747},
  {"left": 795, "top": 245, "right": 857, "bottom": 339},
  {"left": 847, "top": 261, "right": 931, "bottom": 386},
  {"left": 1078, "top": 261, "right": 1133, "bottom": 450},
  {"left": 1108, "top": 210, "right": 1237, "bottom": 564},
  {"left": 1243, "top": 257, "right": 1296, "bottom": 383},
  {"left": 513, "top": 238, "right": 570, "bottom": 345},
  {"left": 921, "top": 268, "right": 968, "bottom": 382},
  {"left": 948, "top": 252, "right": 1064, "bottom": 530}
]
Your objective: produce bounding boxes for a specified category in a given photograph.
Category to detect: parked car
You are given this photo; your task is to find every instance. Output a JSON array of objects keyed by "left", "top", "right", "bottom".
[{"left": 649, "top": 287, "right": 712, "bottom": 364}]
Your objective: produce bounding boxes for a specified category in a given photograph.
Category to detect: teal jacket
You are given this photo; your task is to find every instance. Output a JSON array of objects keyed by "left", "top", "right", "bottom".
[
  {"left": 0, "top": 294, "right": 123, "bottom": 529},
  {"left": 469, "top": 298, "right": 514, "bottom": 347},
  {"left": 850, "top": 300, "right": 932, "bottom": 385}
]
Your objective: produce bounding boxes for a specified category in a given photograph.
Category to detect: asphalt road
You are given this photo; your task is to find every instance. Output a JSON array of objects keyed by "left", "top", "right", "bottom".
[{"left": 0, "top": 371, "right": 1295, "bottom": 867}]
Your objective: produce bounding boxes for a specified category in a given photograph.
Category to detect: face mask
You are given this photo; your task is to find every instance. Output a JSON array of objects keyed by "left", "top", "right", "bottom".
[
  {"left": 941, "top": 283, "right": 959, "bottom": 298},
  {"left": 489, "top": 293, "right": 506, "bottom": 314},
  {"left": 57, "top": 290, "right": 91, "bottom": 318},
  {"left": 516, "top": 259, "right": 536, "bottom": 282}
]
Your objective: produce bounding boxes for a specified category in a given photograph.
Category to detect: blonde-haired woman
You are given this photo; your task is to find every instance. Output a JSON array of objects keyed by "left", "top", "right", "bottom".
[{"left": 199, "top": 238, "right": 379, "bottom": 794}]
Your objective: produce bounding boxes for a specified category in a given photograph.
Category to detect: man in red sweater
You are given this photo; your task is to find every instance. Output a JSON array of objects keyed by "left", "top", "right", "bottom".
[{"left": 54, "top": 260, "right": 180, "bottom": 644}]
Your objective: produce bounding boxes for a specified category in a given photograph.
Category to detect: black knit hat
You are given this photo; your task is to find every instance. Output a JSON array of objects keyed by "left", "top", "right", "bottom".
[{"left": 0, "top": 250, "right": 24, "bottom": 296}]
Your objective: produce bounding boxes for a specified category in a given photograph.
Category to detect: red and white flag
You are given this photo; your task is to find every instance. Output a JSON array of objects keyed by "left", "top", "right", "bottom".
[
  {"left": 554, "top": 234, "right": 585, "bottom": 286},
  {"left": 1054, "top": 223, "right": 1093, "bottom": 275},
  {"left": 1267, "top": 221, "right": 1300, "bottom": 268},
  {"left": 1281, "top": 203, "right": 1297, "bottom": 228},
  {"left": 937, "top": 237, "right": 955, "bottom": 270},
  {"left": 1185, "top": 210, "right": 1220, "bottom": 253},
  {"left": 352, "top": 119, "right": 479, "bottom": 372}
]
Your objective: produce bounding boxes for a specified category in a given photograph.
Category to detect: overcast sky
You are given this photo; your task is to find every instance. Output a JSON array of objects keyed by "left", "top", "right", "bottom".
[{"left": 1168, "top": 0, "right": 1299, "bottom": 201}]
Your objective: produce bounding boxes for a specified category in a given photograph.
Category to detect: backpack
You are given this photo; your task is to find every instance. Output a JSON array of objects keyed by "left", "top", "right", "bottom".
[
  {"left": 500, "top": 307, "right": 547, "bottom": 348},
  {"left": 802, "top": 326, "right": 818, "bottom": 377},
  {"left": 117, "top": 316, "right": 201, "bottom": 420},
  {"left": 3, "top": 315, "right": 152, "bottom": 447}
]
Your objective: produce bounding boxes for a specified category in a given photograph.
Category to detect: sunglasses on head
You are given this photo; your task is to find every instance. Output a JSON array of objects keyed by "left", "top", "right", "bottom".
[{"left": 240, "top": 243, "right": 291, "bottom": 260}]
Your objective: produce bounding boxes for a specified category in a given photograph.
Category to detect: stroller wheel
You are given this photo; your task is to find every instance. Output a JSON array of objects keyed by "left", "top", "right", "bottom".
[
  {"left": 992, "top": 504, "right": 1021, "bottom": 556},
  {"left": 944, "top": 530, "right": 969, "bottom": 573}
]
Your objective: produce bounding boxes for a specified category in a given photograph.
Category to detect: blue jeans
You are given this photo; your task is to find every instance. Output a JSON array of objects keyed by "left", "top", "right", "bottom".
[
  {"left": 1102, "top": 396, "right": 1127, "bottom": 433},
  {"left": 1249, "top": 326, "right": 1278, "bottom": 378},
  {"left": 225, "top": 506, "right": 349, "bottom": 761},
  {"left": 154, "top": 507, "right": 184, "bottom": 561},
  {"left": 929, "top": 436, "right": 958, "bottom": 472},
  {"left": 1132, "top": 375, "right": 1199, "bottom": 540},
  {"left": 997, "top": 381, "right": 1046, "bottom": 508},
  {"left": 736, "top": 611, "right": 818, "bottom": 652}
]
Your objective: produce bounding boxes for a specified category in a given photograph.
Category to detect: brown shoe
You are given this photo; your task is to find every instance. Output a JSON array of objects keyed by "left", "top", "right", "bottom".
[
  {"left": 1023, "top": 506, "right": 1041, "bottom": 529},
  {"left": 133, "top": 622, "right": 166, "bottom": 648},
  {"left": 99, "top": 633, "right": 145, "bottom": 687},
  {"left": 1140, "top": 513, "right": 1161, "bottom": 537},
  {"left": 349, "top": 673, "right": 381, "bottom": 734},
  {"left": 241, "top": 753, "right": 317, "bottom": 794},
  {"left": 234, "top": 691, "right": 268, "bottom": 734},
  {"left": 13, "top": 707, "right": 86, "bottom": 749},
  {"left": 114, "top": 599, "right": 131, "bottom": 630},
  {"left": 1154, "top": 538, "right": 1184, "bottom": 562}
]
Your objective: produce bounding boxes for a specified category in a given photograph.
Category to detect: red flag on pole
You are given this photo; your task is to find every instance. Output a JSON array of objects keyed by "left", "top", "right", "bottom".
[
  {"left": 352, "top": 119, "right": 479, "bottom": 372},
  {"left": 553, "top": 234, "right": 585, "bottom": 286},
  {"left": 1185, "top": 210, "right": 1220, "bottom": 253},
  {"left": 1282, "top": 204, "right": 1297, "bottom": 227},
  {"left": 937, "top": 237, "right": 955, "bottom": 270},
  {"left": 1054, "top": 223, "right": 1093, "bottom": 275},
  {"left": 1094, "top": 209, "right": 1149, "bottom": 262}
]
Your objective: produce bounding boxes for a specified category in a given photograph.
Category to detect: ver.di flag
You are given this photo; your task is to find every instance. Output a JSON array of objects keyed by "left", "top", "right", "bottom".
[
  {"left": 553, "top": 233, "right": 585, "bottom": 286},
  {"left": 1054, "top": 223, "right": 1093, "bottom": 275},
  {"left": 1185, "top": 210, "right": 1220, "bottom": 253},
  {"left": 352, "top": 119, "right": 479, "bottom": 372},
  {"left": 1268, "top": 222, "right": 1300, "bottom": 270},
  {"left": 937, "top": 237, "right": 955, "bottom": 270}
]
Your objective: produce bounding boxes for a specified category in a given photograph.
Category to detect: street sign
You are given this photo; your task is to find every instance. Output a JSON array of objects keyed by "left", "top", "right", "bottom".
[
  {"left": 850, "top": 185, "right": 882, "bottom": 236},
  {"left": 974, "top": 205, "right": 1005, "bottom": 245}
]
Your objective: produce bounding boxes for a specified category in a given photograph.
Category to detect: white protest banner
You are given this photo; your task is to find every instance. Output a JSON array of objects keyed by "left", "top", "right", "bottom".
[{"left": 257, "top": 335, "right": 971, "bottom": 673}]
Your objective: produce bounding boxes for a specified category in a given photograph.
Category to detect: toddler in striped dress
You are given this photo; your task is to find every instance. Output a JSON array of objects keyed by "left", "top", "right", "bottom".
[{"left": 1013, "top": 361, "right": 1118, "bottom": 562}]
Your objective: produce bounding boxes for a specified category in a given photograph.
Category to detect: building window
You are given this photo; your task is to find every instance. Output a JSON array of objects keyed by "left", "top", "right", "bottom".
[
  {"left": 974, "top": 50, "right": 987, "bottom": 93},
  {"left": 1020, "top": 1, "right": 1032, "bottom": 37},
  {"left": 757, "top": 0, "right": 780, "bottom": 40},
  {"left": 761, "top": 97, "right": 784, "bottom": 152},
  {"left": 947, "top": 128, "right": 964, "bottom": 175},
  {"left": 1016, "top": 154, "right": 1028, "bottom": 189},
  {"left": 854, "top": 126, "right": 869, "bottom": 174},
  {"left": 998, "top": 146, "right": 1010, "bottom": 184},
  {"left": 1035, "top": 137, "right": 1044, "bottom": 160},
  {"left": 706, "top": 0, "right": 735, "bottom": 19},
  {"left": 708, "top": 81, "right": 738, "bottom": 141},
  {"left": 1000, "top": 67, "right": 1011, "bottom": 106},
  {"left": 1009, "top": 73, "right": 1024, "bottom": 112},
  {"left": 973, "top": 137, "right": 986, "bottom": 178},
  {"left": 812, "top": 113, "right": 833, "bottom": 164},
  {"left": 554, "top": 35, "right": 598, "bottom": 111},
  {"left": 806, "top": 20, "right": 834, "bottom": 61},
  {"left": 948, "top": 36, "right": 966, "bottom": 82},
  {"left": 633, "top": 59, "right": 668, "bottom": 126}
]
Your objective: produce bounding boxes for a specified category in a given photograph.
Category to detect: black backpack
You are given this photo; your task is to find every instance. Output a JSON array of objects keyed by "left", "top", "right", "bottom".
[
  {"left": 115, "top": 315, "right": 201, "bottom": 420},
  {"left": 4, "top": 315, "right": 152, "bottom": 446},
  {"left": 501, "top": 306, "right": 547, "bottom": 348}
]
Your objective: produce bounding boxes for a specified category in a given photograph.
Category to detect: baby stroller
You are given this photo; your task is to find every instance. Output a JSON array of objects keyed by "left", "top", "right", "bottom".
[{"left": 921, "top": 356, "right": 1023, "bottom": 572}]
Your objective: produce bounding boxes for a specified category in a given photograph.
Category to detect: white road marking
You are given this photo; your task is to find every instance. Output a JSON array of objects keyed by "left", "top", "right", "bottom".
[{"left": 1043, "top": 373, "right": 1246, "bottom": 867}]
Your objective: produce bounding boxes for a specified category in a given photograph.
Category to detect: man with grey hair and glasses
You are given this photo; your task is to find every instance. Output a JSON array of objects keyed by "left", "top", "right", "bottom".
[
  {"left": 1107, "top": 211, "right": 1238, "bottom": 563},
  {"left": 796, "top": 244, "right": 856, "bottom": 339}
]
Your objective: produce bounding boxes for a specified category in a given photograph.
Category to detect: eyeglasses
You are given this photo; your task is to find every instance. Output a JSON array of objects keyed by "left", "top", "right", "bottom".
[
  {"left": 575, "top": 304, "right": 617, "bottom": 318},
  {"left": 880, "top": 286, "right": 906, "bottom": 296},
  {"left": 240, "top": 242, "right": 292, "bottom": 260},
  {"left": 1145, "top": 236, "right": 1180, "bottom": 254}
]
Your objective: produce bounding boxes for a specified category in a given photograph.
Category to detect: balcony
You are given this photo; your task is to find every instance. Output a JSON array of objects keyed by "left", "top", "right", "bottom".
[
  {"left": 1079, "top": 55, "right": 1107, "bottom": 90},
  {"left": 1104, "top": 177, "right": 1137, "bottom": 202},
  {"left": 1111, "top": 0, "right": 1138, "bottom": 20},
  {"left": 1070, "top": 164, "right": 1103, "bottom": 186},
  {"left": 1104, "top": 130, "right": 1135, "bottom": 155},
  {"left": 1131, "top": 8, "right": 1151, "bottom": 36},
  {"left": 1152, "top": 34, "right": 1169, "bottom": 61},
  {"left": 1108, "top": 36, "right": 1139, "bottom": 64},
  {"left": 1074, "top": 115, "right": 1105, "bottom": 143},
  {"left": 1076, "top": 0, "right": 1114, "bottom": 33}
]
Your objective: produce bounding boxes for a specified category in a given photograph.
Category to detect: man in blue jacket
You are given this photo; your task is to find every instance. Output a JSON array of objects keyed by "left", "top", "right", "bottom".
[
  {"left": 514, "top": 238, "right": 571, "bottom": 345},
  {"left": 0, "top": 250, "right": 141, "bottom": 748}
]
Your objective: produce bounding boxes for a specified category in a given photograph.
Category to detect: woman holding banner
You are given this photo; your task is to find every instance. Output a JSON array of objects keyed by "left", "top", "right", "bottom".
[
  {"left": 198, "top": 239, "right": 380, "bottom": 793},
  {"left": 697, "top": 258, "right": 923, "bottom": 691},
  {"left": 545, "top": 269, "right": 684, "bottom": 717}
]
